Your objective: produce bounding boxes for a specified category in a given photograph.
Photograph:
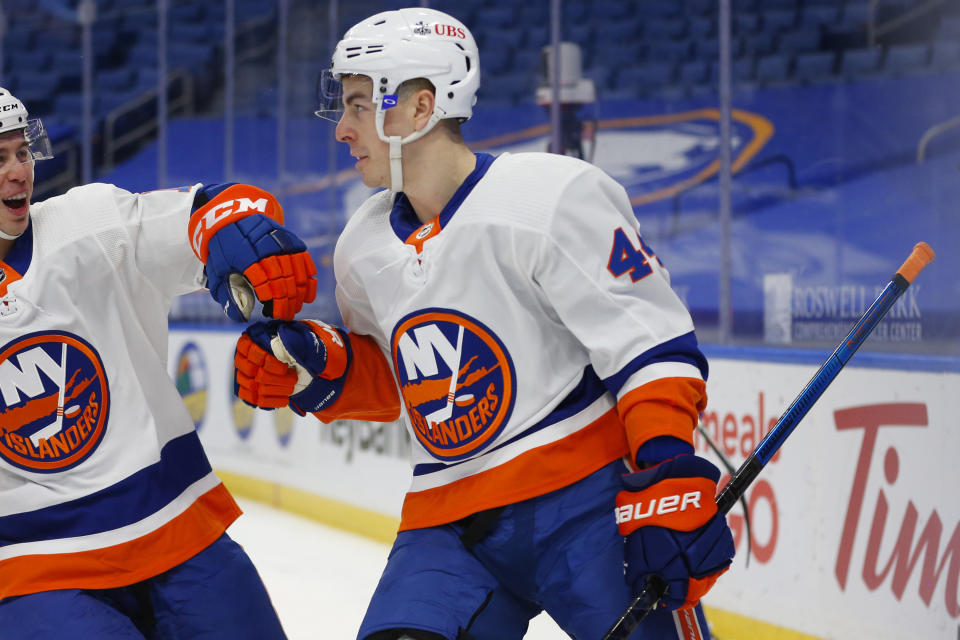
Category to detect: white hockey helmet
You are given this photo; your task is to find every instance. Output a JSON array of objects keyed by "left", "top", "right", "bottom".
[
  {"left": 316, "top": 8, "right": 480, "bottom": 192},
  {"left": 0, "top": 87, "right": 52, "bottom": 240},
  {"left": 0, "top": 87, "right": 53, "bottom": 164}
]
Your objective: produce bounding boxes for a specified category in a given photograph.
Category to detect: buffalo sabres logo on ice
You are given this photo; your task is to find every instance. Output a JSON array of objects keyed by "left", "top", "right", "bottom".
[
  {"left": 0, "top": 331, "right": 110, "bottom": 472},
  {"left": 392, "top": 309, "right": 515, "bottom": 462}
]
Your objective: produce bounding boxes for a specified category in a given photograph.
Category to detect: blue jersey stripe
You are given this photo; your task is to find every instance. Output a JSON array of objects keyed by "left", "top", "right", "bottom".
[
  {"left": 602, "top": 331, "right": 708, "bottom": 397},
  {"left": 0, "top": 431, "right": 212, "bottom": 547},
  {"left": 413, "top": 365, "right": 609, "bottom": 477}
]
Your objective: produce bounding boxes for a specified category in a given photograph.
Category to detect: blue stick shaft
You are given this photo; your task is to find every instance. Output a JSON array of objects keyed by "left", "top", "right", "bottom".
[{"left": 603, "top": 246, "right": 930, "bottom": 640}]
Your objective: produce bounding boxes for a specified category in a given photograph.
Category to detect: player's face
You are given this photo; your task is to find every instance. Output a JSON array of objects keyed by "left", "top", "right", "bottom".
[
  {"left": 0, "top": 130, "right": 33, "bottom": 237},
  {"left": 334, "top": 76, "right": 401, "bottom": 189}
]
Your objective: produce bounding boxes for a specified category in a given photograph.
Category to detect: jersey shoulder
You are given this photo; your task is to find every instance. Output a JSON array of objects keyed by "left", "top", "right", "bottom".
[
  {"left": 471, "top": 152, "right": 621, "bottom": 232},
  {"left": 333, "top": 189, "right": 395, "bottom": 273}
]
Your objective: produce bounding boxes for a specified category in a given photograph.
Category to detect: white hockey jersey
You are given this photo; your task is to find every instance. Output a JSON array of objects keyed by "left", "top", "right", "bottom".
[
  {"left": 0, "top": 183, "right": 240, "bottom": 600},
  {"left": 333, "top": 152, "right": 707, "bottom": 531}
]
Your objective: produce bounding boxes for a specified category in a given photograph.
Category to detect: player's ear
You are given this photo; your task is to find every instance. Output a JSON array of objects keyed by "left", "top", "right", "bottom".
[{"left": 411, "top": 89, "right": 436, "bottom": 132}]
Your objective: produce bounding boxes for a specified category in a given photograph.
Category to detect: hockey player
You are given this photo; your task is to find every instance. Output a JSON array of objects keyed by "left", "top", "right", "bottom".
[
  {"left": 0, "top": 86, "right": 317, "bottom": 638},
  {"left": 234, "top": 8, "right": 735, "bottom": 640}
]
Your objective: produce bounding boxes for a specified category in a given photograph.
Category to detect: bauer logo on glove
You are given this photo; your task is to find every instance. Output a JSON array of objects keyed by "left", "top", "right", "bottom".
[
  {"left": 616, "top": 454, "right": 735, "bottom": 610},
  {"left": 189, "top": 183, "right": 318, "bottom": 322}
]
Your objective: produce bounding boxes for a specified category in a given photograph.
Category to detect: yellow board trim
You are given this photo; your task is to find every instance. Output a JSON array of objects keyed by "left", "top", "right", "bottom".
[
  {"left": 702, "top": 605, "right": 828, "bottom": 640},
  {"left": 218, "top": 470, "right": 825, "bottom": 640},
  {"left": 216, "top": 469, "right": 400, "bottom": 545}
]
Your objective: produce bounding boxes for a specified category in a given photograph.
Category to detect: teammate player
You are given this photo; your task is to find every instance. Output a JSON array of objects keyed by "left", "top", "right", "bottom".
[
  {"left": 0, "top": 87, "right": 317, "bottom": 638},
  {"left": 235, "top": 8, "right": 735, "bottom": 639}
]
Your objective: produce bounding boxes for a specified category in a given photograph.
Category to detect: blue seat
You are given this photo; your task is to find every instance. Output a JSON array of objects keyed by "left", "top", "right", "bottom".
[
  {"left": 474, "top": 6, "right": 514, "bottom": 29},
  {"left": 127, "top": 43, "right": 159, "bottom": 69},
  {"left": 740, "top": 32, "right": 777, "bottom": 57},
  {"left": 584, "top": 66, "right": 613, "bottom": 91},
  {"left": 170, "top": 22, "right": 213, "bottom": 43},
  {"left": 168, "top": 43, "right": 214, "bottom": 70},
  {"left": 839, "top": 2, "right": 873, "bottom": 30},
  {"left": 685, "top": 0, "right": 715, "bottom": 16},
  {"left": 170, "top": 4, "right": 204, "bottom": 23},
  {"left": 688, "top": 16, "right": 716, "bottom": 39},
  {"left": 757, "top": 0, "right": 799, "bottom": 8},
  {"left": 595, "top": 19, "right": 641, "bottom": 43},
  {"left": 96, "top": 68, "right": 136, "bottom": 92},
  {"left": 734, "top": 12, "right": 761, "bottom": 34},
  {"left": 762, "top": 9, "right": 797, "bottom": 33},
  {"left": 51, "top": 51, "right": 84, "bottom": 76},
  {"left": 52, "top": 93, "right": 87, "bottom": 123},
  {"left": 691, "top": 37, "right": 719, "bottom": 60},
  {"left": 518, "top": 4, "right": 548, "bottom": 24},
  {"left": 645, "top": 17, "right": 687, "bottom": 39},
  {"left": 755, "top": 54, "right": 791, "bottom": 84},
  {"left": 793, "top": 51, "right": 836, "bottom": 83},
  {"left": 930, "top": 40, "right": 960, "bottom": 71},
  {"left": 16, "top": 72, "right": 60, "bottom": 95},
  {"left": 480, "top": 47, "right": 511, "bottom": 75},
  {"left": 884, "top": 43, "right": 929, "bottom": 75},
  {"left": 840, "top": 47, "right": 883, "bottom": 77},
  {"left": 564, "top": 1, "right": 590, "bottom": 24},
  {"left": 733, "top": 57, "right": 756, "bottom": 82},
  {"left": 592, "top": 0, "right": 634, "bottom": 21},
  {"left": 678, "top": 60, "right": 710, "bottom": 85},
  {"left": 512, "top": 48, "right": 542, "bottom": 74},
  {"left": 646, "top": 38, "right": 692, "bottom": 61},
  {"left": 567, "top": 24, "right": 593, "bottom": 47},
  {"left": 590, "top": 41, "right": 645, "bottom": 68},
  {"left": 778, "top": 29, "right": 820, "bottom": 54},
  {"left": 483, "top": 28, "right": 524, "bottom": 51},
  {"left": 800, "top": 5, "right": 839, "bottom": 29},
  {"left": 616, "top": 62, "right": 676, "bottom": 91},
  {"left": 7, "top": 50, "right": 51, "bottom": 73},
  {"left": 3, "top": 29, "right": 35, "bottom": 51},
  {"left": 526, "top": 26, "right": 549, "bottom": 49},
  {"left": 938, "top": 16, "right": 960, "bottom": 41}
]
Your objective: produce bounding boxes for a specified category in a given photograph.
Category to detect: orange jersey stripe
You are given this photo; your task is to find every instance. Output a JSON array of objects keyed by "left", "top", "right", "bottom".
[
  {"left": 0, "top": 260, "right": 23, "bottom": 298},
  {"left": 312, "top": 332, "right": 401, "bottom": 423},
  {"left": 617, "top": 377, "right": 707, "bottom": 463},
  {"left": 399, "top": 408, "right": 629, "bottom": 531},
  {"left": 0, "top": 483, "right": 241, "bottom": 600}
]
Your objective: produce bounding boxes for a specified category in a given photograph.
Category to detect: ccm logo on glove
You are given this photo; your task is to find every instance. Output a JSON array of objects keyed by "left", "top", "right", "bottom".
[{"left": 189, "top": 185, "right": 282, "bottom": 261}]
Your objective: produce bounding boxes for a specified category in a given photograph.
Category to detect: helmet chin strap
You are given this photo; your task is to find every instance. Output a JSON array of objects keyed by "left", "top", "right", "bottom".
[
  {"left": 377, "top": 108, "right": 442, "bottom": 194},
  {"left": 388, "top": 135, "right": 403, "bottom": 194}
]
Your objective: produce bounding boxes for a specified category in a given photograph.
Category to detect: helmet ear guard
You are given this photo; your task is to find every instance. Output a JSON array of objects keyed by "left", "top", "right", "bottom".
[{"left": 317, "top": 8, "right": 480, "bottom": 193}]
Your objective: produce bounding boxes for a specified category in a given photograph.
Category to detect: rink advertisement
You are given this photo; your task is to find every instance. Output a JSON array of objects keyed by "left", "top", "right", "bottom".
[{"left": 168, "top": 327, "right": 958, "bottom": 640}]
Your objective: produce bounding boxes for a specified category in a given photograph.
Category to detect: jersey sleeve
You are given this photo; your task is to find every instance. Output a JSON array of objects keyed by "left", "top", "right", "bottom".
[
  {"left": 303, "top": 252, "right": 402, "bottom": 424},
  {"left": 531, "top": 164, "right": 708, "bottom": 461},
  {"left": 118, "top": 184, "right": 206, "bottom": 298}
]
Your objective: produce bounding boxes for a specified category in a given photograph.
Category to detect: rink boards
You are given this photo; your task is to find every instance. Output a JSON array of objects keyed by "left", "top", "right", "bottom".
[{"left": 169, "top": 327, "right": 959, "bottom": 640}]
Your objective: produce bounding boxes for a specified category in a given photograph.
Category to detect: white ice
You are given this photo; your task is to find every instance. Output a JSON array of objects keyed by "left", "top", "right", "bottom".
[{"left": 230, "top": 498, "right": 566, "bottom": 639}]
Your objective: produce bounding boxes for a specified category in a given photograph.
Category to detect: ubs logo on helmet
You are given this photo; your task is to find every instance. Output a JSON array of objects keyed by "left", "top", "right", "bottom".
[
  {"left": 0, "top": 331, "right": 110, "bottom": 473},
  {"left": 392, "top": 309, "right": 515, "bottom": 462}
]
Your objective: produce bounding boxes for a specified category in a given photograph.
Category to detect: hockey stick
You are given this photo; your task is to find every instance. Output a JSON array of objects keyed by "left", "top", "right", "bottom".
[
  {"left": 602, "top": 242, "right": 935, "bottom": 640},
  {"left": 696, "top": 420, "right": 752, "bottom": 568}
]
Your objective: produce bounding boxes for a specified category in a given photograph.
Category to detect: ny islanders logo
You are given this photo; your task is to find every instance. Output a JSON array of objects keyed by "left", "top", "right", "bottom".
[
  {"left": 392, "top": 309, "right": 515, "bottom": 462},
  {"left": 0, "top": 331, "right": 110, "bottom": 472}
]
